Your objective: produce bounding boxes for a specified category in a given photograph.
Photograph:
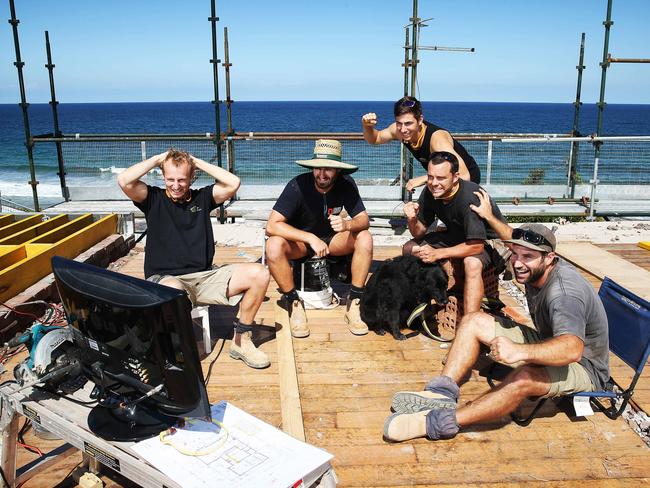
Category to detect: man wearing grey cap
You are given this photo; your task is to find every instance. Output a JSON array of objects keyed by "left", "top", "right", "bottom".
[{"left": 383, "top": 189, "right": 610, "bottom": 442}]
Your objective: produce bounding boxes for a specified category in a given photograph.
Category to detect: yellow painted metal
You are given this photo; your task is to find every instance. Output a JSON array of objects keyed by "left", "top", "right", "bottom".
[
  {"left": 0, "top": 214, "right": 118, "bottom": 303},
  {"left": 639, "top": 242, "right": 650, "bottom": 252},
  {"left": 27, "top": 214, "right": 94, "bottom": 244},
  {"left": 0, "top": 215, "right": 15, "bottom": 229},
  {"left": 0, "top": 215, "right": 42, "bottom": 240},
  {"left": 0, "top": 247, "right": 26, "bottom": 270},
  {"left": 0, "top": 214, "right": 69, "bottom": 246}
]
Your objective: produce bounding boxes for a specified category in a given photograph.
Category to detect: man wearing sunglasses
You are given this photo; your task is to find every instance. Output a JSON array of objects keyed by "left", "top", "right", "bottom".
[
  {"left": 383, "top": 192, "right": 609, "bottom": 442},
  {"left": 362, "top": 96, "right": 480, "bottom": 192},
  {"left": 402, "top": 152, "right": 508, "bottom": 315}
]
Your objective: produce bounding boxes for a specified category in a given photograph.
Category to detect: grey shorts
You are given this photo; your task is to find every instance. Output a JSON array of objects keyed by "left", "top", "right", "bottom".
[
  {"left": 147, "top": 265, "right": 243, "bottom": 307},
  {"left": 494, "top": 315, "right": 594, "bottom": 398}
]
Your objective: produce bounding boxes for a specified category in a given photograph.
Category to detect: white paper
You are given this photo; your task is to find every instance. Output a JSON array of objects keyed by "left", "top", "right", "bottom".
[
  {"left": 573, "top": 396, "right": 595, "bottom": 417},
  {"left": 131, "top": 401, "right": 333, "bottom": 488}
]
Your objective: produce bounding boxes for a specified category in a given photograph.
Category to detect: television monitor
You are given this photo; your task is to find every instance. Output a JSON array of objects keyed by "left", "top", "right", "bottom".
[{"left": 51, "top": 256, "right": 211, "bottom": 441}]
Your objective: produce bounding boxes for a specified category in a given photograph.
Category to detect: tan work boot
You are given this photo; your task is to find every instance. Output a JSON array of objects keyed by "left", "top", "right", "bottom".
[
  {"left": 284, "top": 297, "right": 309, "bottom": 338},
  {"left": 383, "top": 410, "right": 429, "bottom": 442},
  {"left": 229, "top": 331, "right": 270, "bottom": 369},
  {"left": 344, "top": 297, "right": 368, "bottom": 335}
]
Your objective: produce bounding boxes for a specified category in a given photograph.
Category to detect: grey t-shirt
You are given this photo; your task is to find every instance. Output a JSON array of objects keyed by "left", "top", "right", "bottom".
[{"left": 525, "top": 259, "right": 610, "bottom": 389}]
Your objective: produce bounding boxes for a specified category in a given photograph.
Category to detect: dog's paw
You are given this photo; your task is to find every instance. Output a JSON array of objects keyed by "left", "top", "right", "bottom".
[
  {"left": 375, "top": 328, "right": 386, "bottom": 336},
  {"left": 393, "top": 333, "right": 407, "bottom": 340}
]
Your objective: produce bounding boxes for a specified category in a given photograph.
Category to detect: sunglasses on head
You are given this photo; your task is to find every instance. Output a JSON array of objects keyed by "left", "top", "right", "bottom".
[
  {"left": 511, "top": 228, "right": 553, "bottom": 249},
  {"left": 400, "top": 100, "right": 417, "bottom": 108}
]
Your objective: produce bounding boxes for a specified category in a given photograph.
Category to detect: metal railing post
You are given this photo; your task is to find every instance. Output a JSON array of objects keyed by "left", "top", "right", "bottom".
[{"left": 486, "top": 140, "right": 493, "bottom": 186}]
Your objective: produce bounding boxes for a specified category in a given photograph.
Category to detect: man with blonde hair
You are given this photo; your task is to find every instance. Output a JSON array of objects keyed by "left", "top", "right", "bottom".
[{"left": 118, "top": 149, "right": 271, "bottom": 369}]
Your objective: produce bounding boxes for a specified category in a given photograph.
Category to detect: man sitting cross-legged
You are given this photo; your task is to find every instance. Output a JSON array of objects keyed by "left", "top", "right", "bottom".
[
  {"left": 383, "top": 191, "right": 610, "bottom": 441},
  {"left": 265, "top": 139, "right": 373, "bottom": 338}
]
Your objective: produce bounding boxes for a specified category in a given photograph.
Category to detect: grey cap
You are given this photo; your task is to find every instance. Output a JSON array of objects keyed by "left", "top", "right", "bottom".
[{"left": 504, "top": 223, "right": 556, "bottom": 252}]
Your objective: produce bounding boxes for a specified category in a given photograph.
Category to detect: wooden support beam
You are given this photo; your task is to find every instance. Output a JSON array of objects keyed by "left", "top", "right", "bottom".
[
  {"left": 556, "top": 242, "right": 650, "bottom": 300},
  {"left": 0, "top": 215, "right": 42, "bottom": 240},
  {"left": 0, "top": 214, "right": 118, "bottom": 303},
  {"left": 0, "top": 214, "right": 69, "bottom": 246},
  {"left": 0, "top": 215, "right": 15, "bottom": 229},
  {"left": 274, "top": 302, "right": 306, "bottom": 441}
]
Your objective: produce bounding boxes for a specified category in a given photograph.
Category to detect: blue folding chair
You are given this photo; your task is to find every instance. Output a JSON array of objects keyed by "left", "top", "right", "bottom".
[
  {"left": 489, "top": 276, "right": 650, "bottom": 426},
  {"left": 571, "top": 277, "right": 650, "bottom": 419}
]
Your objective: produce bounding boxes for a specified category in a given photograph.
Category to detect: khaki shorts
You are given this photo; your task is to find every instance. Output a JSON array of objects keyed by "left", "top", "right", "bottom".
[
  {"left": 148, "top": 265, "right": 243, "bottom": 307},
  {"left": 494, "top": 316, "right": 594, "bottom": 398}
]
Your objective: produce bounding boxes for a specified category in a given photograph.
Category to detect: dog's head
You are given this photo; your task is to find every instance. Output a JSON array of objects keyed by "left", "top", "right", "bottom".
[{"left": 417, "top": 262, "right": 449, "bottom": 306}]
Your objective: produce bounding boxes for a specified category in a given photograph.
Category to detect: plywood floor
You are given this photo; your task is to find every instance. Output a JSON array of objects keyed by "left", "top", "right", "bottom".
[{"left": 7, "top": 242, "right": 650, "bottom": 487}]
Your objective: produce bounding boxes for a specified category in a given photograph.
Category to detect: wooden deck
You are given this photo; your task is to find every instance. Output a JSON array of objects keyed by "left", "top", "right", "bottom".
[{"left": 7, "top": 243, "right": 650, "bottom": 486}]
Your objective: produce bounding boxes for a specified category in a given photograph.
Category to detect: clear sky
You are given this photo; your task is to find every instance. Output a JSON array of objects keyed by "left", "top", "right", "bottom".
[{"left": 1, "top": 0, "right": 648, "bottom": 104}]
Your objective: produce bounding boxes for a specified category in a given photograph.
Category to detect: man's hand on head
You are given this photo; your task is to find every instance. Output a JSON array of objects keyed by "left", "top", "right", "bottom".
[
  {"left": 328, "top": 214, "right": 348, "bottom": 233},
  {"left": 308, "top": 235, "right": 330, "bottom": 258},
  {"left": 412, "top": 244, "right": 439, "bottom": 263},
  {"left": 469, "top": 189, "right": 494, "bottom": 220},
  {"left": 403, "top": 202, "right": 420, "bottom": 220},
  {"left": 361, "top": 113, "right": 378, "bottom": 128}
]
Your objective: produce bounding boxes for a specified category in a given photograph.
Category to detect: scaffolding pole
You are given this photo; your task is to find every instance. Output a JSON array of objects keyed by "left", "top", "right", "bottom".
[
  {"left": 8, "top": 0, "right": 39, "bottom": 211},
  {"left": 45, "top": 31, "right": 69, "bottom": 201},
  {"left": 568, "top": 33, "right": 586, "bottom": 198}
]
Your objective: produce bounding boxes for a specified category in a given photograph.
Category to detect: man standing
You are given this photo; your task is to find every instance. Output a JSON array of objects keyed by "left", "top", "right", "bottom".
[
  {"left": 403, "top": 151, "right": 507, "bottom": 314},
  {"left": 265, "top": 139, "right": 373, "bottom": 338},
  {"left": 362, "top": 96, "right": 480, "bottom": 191},
  {"left": 384, "top": 213, "right": 610, "bottom": 442},
  {"left": 118, "top": 148, "right": 271, "bottom": 369}
]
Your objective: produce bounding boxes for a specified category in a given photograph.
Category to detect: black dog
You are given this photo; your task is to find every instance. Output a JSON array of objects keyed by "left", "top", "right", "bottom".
[{"left": 360, "top": 255, "right": 448, "bottom": 340}]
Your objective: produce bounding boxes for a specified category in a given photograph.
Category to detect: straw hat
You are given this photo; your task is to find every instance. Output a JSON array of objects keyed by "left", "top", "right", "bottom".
[{"left": 296, "top": 139, "right": 358, "bottom": 174}]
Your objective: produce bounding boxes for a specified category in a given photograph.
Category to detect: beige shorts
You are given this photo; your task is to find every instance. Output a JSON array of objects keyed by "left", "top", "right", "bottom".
[
  {"left": 148, "top": 265, "right": 243, "bottom": 307},
  {"left": 494, "top": 316, "right": 594, "bottom": 398}
]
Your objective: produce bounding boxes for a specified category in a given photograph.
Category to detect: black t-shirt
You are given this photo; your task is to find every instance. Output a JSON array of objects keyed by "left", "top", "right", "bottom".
[
  {"left": 134, "top": 185, "right": 217, "bottom": 278},
  {"left": 416, "top": 179, "right": 504, "bottom": 246},
  {"left": 273, "top": 172, "right": 366, "bottom": 238},
  {"left": 405, "top": 120, "right": 481, "bottom": 183}
]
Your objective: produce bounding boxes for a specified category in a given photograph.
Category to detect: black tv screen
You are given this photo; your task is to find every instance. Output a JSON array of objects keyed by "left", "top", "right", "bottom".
[{"left": 52, "top": 256, "right": 211, "bottom": 441}]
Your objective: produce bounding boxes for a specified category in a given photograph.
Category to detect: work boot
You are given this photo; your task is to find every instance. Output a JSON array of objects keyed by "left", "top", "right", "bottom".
[
  {"left": 344, "top": 297, "right": 368, "bottom": 335},
  {"left": 281, "top": 296, "right": 309, "bottom": 338},
  {"left": 391, "top": 391, "right": 456, "bottom": 414},
  {"left": 383, "top": 410, "right": 429, "bottom": 442},
  {"left": 229, "top": 331, "right": 270, "bottom": 369}
]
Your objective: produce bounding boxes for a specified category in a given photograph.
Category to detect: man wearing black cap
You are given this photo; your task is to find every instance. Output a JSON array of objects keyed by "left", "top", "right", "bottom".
[
  {"left": 265, "top": 139, "right": 373, "bottom": 338},
  {"left": 383, "top": 192, "right": 610, "bottom": 442}
]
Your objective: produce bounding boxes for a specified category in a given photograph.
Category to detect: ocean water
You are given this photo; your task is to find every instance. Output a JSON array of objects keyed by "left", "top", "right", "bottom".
[{"left": 1, "top": 101, "right": 649, "bottom": 206}]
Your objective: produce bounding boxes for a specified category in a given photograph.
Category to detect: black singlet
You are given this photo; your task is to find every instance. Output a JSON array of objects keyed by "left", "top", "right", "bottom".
[{"left": 404, "top": 120, "right": 481, "bottom": 183}]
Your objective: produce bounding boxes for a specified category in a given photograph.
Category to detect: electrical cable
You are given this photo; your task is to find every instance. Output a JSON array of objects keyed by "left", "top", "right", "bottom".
[
  {"left": 158, "top": 418, "right": 229, "bottom": 457},
  {"left": 203, "top": 338, "right": 226, "bottom": 386}
]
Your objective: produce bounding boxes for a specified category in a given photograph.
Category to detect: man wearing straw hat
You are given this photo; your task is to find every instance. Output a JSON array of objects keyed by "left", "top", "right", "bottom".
[{"left": 265, "top": 139, "right": 374, "bottom": 338}]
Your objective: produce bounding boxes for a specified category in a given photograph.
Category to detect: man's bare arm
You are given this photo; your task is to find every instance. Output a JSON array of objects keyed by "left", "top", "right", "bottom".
[
  {"left": 266, "top": 210, "right": 325, "bottom": 251},
  {"left": 117, "top": 151, "right": 169, "bottom": 203},
  {"left": 191, "top": 156, "right": 241, "bottom": 205},
  {"left": 413, "top": 240, "right": 485, "bottom": 263},
  {"left": 329, "top": 211, "right": 370, "bottom": 234},
  {"left": 362, "top": 113, "right": 398, "bottom": 145},
  {"left": 469, "top": 189, "right": 513, "bottom": 240},
  {"left": 490, "top": 334, "right": 584, "bottom": 367},
  {"left": 403, "top": 202, "right": 427, "bottom": 239}
]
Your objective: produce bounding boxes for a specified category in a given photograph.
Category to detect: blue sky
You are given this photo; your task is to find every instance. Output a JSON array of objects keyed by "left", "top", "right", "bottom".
[{"left": 1, "top": 0, "right": 648, "bottom": 104}]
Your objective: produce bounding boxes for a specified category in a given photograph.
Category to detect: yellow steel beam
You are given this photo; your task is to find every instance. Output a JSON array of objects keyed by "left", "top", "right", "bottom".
[
  {"left": 0, "top": 214, "right": 118, "bottom": 303},
  {"left": 0, "top": 215, "right": 42, "bottom": 240},
  {"left": 27, "top": 214, "right": 94, "bottom": 244},
  {"left": 0, "top": 215, "right": 69, "bottom": 246},
  {"left": 0, "top": 215, "right": 16, "bottom": 229},
  {"left": 639, "top": 242, "right": 650, "bottom": 252},
  {"left": 0, "top": 247, "right": 26, "bottom": 271}
]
